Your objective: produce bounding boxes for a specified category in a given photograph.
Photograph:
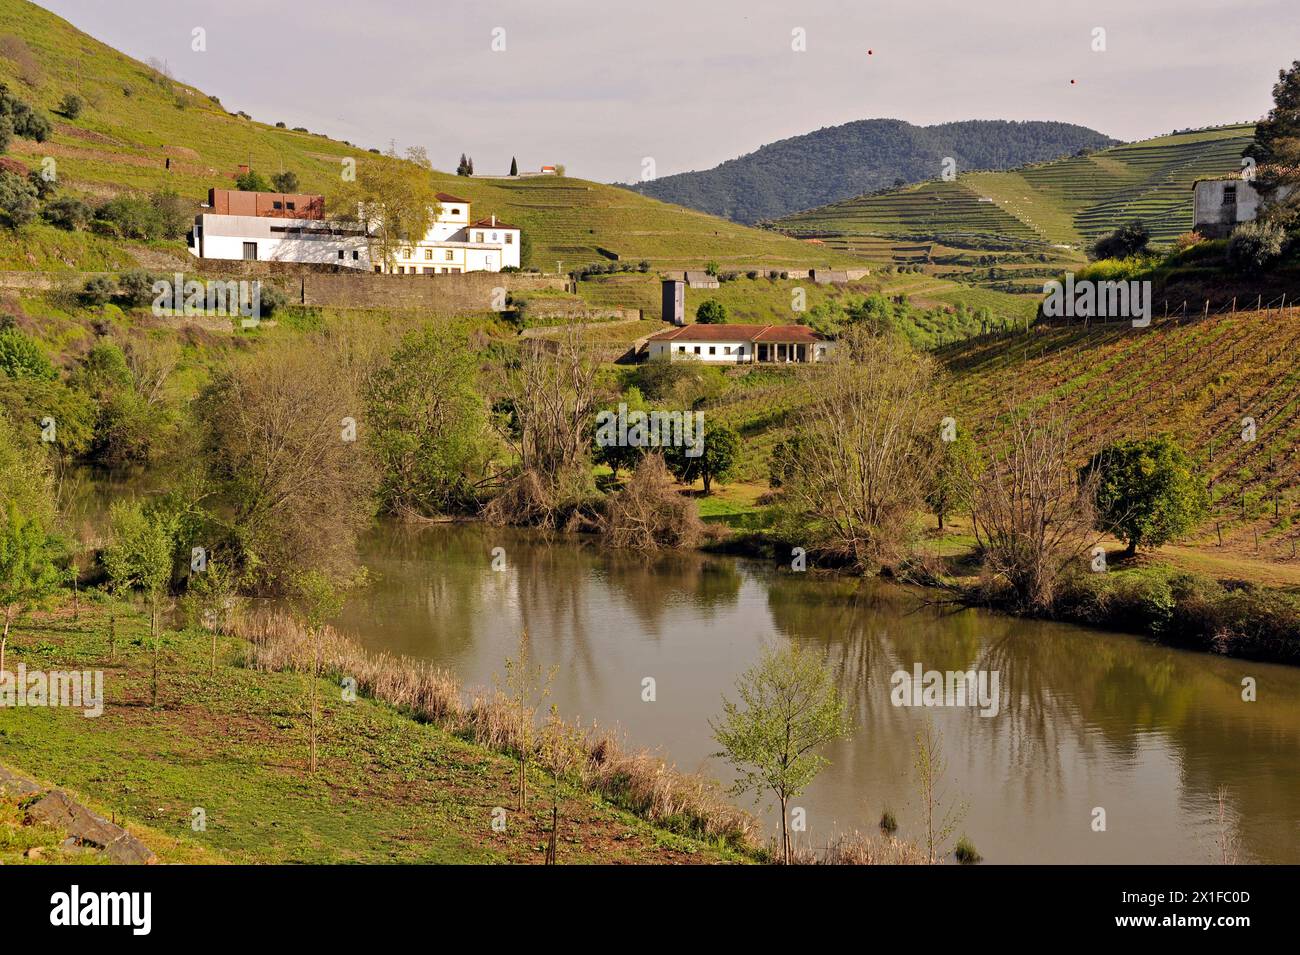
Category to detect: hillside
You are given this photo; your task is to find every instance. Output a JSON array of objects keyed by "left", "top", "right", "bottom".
[
  {"left": 0, "top": 0, "right": 852, "bottom": 272},
  {"left": 775, "top": 125, "right": 1255, "bottom": 250},
  {"left": 625, "top": 119, "right": 1117, "bottom": 225}
]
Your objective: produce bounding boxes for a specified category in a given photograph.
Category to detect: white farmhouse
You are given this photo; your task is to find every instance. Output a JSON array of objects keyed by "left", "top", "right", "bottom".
[
  {"left": 189, "top": 188, "right": 522, "bottom": 274},
  {"left": 645, "top": 323, "right": 833, "bottom": 364},
  {"left": 383, "top": 193, "right": 521, "bottom": 274}
]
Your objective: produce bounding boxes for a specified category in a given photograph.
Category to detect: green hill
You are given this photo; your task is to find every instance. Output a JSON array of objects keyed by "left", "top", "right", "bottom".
[
  {"left": 775, "top": 125, "right": 1256, "bottom": 249},
  {"left": 0, "top": 0, "right": 851, "bottom": 272},
  {"left": 625, "top": 119, "right": 1116, "bottom": 224}
]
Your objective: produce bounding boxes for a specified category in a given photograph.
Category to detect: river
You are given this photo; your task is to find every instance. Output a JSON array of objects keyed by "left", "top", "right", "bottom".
[{"left": 333, "top": 522, "right": 1300, "bottom": 864}]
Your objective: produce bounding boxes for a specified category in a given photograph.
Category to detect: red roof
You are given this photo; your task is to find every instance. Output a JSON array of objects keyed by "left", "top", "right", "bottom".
[
  {"left": 436, "top": 192, "right": 470, "bottom": 204},
  {"left": 647, "top": 323, "right": 825, "bottom": 344},
  {"left": 469, "top": 217, "right": 520, "bottom": 230}
]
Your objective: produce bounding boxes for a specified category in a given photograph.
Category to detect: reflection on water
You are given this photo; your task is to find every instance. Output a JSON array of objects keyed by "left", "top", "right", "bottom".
[{"left": 332, "top": 522, "right": 1299, "bottom": 863}]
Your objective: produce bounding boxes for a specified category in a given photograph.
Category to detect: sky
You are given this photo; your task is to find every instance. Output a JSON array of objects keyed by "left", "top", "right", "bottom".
[{"left": 36, "top": 0, "right": 1300, "bottom": 183}]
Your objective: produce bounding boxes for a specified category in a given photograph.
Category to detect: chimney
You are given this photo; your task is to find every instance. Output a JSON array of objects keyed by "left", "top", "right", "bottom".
[{"left": 491, "top": 214, "right": 496, "bottom": 226}]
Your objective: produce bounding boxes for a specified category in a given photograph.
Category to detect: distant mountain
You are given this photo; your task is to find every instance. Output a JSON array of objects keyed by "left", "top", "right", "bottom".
[{"left": 624, "top": 119, "right": 1119, "bottom": 224}]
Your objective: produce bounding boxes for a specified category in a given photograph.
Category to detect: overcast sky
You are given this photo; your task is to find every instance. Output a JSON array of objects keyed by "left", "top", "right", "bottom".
[{"left": 36, "top": 0, "right": 1300, "bottom": 182}]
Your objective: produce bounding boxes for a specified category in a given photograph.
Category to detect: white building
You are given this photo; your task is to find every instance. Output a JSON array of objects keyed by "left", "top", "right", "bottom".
[
  {"left": 188, "top": 189, "right": 522, "bottom": 274},
  {"left": 383, "top": 193, "right": 521, "bottom": 274},
  {"left": 645, "top": 323, "right": 832, "bottom": 365},
  {"left": 1192, "top": 178, "right": 1294, "bottom": 239}
]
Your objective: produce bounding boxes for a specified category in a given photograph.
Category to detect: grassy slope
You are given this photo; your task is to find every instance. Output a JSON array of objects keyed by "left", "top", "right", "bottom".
[
  {"left": 774, "top": 125, "right": 1255, "bottom": 248},
  {"left": 0, "top": 599, "right": 740, "bottom": 864},
  {"left": 0, "top": 0, "right": 856, "bottom": 272}
]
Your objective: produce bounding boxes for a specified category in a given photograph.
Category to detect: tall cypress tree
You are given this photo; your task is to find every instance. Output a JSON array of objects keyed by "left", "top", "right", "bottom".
[{"left": 509, "top": 156, "right": 518, "bottom": 176}]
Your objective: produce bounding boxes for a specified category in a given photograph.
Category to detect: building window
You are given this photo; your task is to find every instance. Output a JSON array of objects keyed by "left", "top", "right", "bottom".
[
  {"left": 425, "top": 249, "right": 433, "bottom": 260},
  {"left": 709, "top": 346, "right": 716, "bottom": 355},
  {"left": 1223, "top": 184, "right": 1237, "bottom": 206},
  {"left": 352, "top": 250, "right": 360, "bottom": 260},
  {"left": 505, "top": 233, "right": 513, "bottom": 244},
  {"left": 694, "top": 346, "right": 701, "bottom": 354},
  {"left": 286, "top": 201, "right": 295, "bottom": 211},
  {"left": 338, "top": 250, "right": 345, "bottom": 259},
  {"left": 451, "top": 208, "right": 460, "bottom": 215},
  {"left": 272, "top": 201, "right": 283, "bottom": 210},
  {"left": 474, "top": 232, "right": 484, "bottom": 242},
  {"left": 445, "top": 251, "right": 454, "bottom": 261}
]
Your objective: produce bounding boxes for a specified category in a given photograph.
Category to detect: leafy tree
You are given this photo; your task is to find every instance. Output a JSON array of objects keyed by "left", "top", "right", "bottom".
[
  {"left": 509, "top": 156, "right": 518, "bottom": 176},
  {"left": 332, "top": 149, "right": 440, "bottom": 272},
  {"left": 694, "top": 299, "right": 726, "bottom": 324},
  {"left": 0, "top": 501, "right": 61, "bottom": 673},
  {"left": 1090, "top": 219, "right": 1150, "bottom": 260},
  {"left": 1083, "top": 434, "right": 1209, "bottom": 557},
  {"left": 711, "top": 643, "right": 848, "bottom": 864},
  {"left": 1227, "top": 220, "right": 1286, "bottom": 274},
  {"left": 1246, "top": 59, "right": 1300, "bottom": 228},
  {"left": 925, "top": 429, "right": 983, "bottom": 530},
  {"left": 270, "top": 170, "right": 300, "bottom": 192},
  {"left": 456, "top": 153, "right": 470, "bottom": 176},
  {"left": 234, "top": 169, "right": 272, "bottom": 192},
  {"left": 0, "top": 329, "right": 55, "bottom": 380},
  {"left": 592, "top": 386, "right": 649, "bottom": 480},
  {"left": 0, "top": 116, "right": 11, "bottom": 154},
  {"left": 0, "top": 169, "right": 38, "bottom": 228},
  {"left": 80, "top": 274, "right": 115, "bottom": 306},
  {"left": 118, "top": 269, "right": 159, "bottom": 308},
  {"left": 57, "top": 93, "right": 83, "bottom": 119},
  {"left": 184, "top": 556, "right": 245, "bottom": 674},
  {"left": 365, "top": 325, "right": 492, "bottom": 515},
  {"left": 664, "top": 420, "right": 739, "bottom": 495},
  {"left": 149, "top": 189, "right": 191, "bottom": 239}
]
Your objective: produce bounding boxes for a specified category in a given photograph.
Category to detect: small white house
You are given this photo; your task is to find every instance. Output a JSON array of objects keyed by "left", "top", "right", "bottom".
[
  {"left": 646, "top": 323, "right": 832, "bottom": 365},
  {"left": 382, "top": 194, "right": 521, "bottom": 274},
  {"left": 1192, "top": 178, "right": 1294, "bottom": 238}
]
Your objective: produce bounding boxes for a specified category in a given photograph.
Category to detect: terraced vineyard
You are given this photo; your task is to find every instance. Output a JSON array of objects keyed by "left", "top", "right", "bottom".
[
  {"left": 773, "top": 125, "right": 1255, "bottom": 250},
  {"left": 938, "top": 308, "right": 1300, "bottom": 562},
  {"left": 0, "top": 0, "right": 852, "bottom": 273}
]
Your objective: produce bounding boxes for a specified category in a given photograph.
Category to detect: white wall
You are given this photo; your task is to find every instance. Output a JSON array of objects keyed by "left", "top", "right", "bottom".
[
  {"left": 649, "top": 339, "right": 754, "bottom": 364},
  {"left": 190, "top": 214, "right": 370, "bottom": 267}
]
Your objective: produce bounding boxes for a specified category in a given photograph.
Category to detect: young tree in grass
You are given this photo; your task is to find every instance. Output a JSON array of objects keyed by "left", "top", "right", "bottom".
[
  {"left": 913, "top": 721, "right": 966, "bottom": 864},
  {"left": 289, "top": 569, "right": 350, "bottom": 775},
  {"left": 711, "top": 642, "right": 849, "bottom": 864},
  {"left": 101, "top": 501, "right": 176, "bottom": 707},
  {"left": 665, "top": 420, "right": 739, "bottom": 495},
  {"left": 0, "top": 502, "right": 61, "bottom": 674},
  {"left": 185, "top": 556, "right": 246, "bottom": 675},
  {"left": 501, "top": 629, "right": 555, "bottom": 811},
  {"left": 1082, "top": 434, "right": 1209, "bottom": 558},
  {"left": 925, "top": 429, "right": 983, "bottom": 531}
]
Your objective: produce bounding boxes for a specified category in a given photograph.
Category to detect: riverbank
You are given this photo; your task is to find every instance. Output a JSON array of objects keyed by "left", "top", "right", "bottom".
[
  {"left": 693, "top": 496, "right": 1300, "bottom": 667},
  {"left": 0, "top": 597, "right": 751, "bottom": 864}
]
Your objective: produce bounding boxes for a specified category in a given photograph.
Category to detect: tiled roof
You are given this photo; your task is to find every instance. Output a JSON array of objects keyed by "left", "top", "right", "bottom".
[
  {"left": 469, "top": 217, "right": 520, "bottom": 230},
  {"left": 647, "top": 323, "right": 825, "bottom": 343},
  {"left": 436, "top": 192, "right": 470, "bottom": 204}
]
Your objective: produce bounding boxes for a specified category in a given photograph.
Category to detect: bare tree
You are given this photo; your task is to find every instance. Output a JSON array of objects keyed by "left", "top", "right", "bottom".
[
  {"left": 779, "top": 328, "right": 938, "bottom": 572},
  {"left": 485, "top": 330, "right": 603, "bottom": 527},
  {"left": 913, "top": 721, "right": 966, "bottom": 864},
  {"left": 971, "top": 404, "right": 1100, "bottom": 611}
]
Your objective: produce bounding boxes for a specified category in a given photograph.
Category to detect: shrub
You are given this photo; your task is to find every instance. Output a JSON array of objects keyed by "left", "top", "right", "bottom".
[
  {"left": 95, "top": 194, "right": 158, "bottom": 239},
  {"left": 1090, "top": 219, "right": 1149, "bottom": 260},
  {"left": 1174, "top": 230, "right": 1204, "bottom": 252},
  {"left": 270, "top": 170, "right": 299, "bottom": 192},
  {"left": 0, "top": 115, "right": 10, "bottom": 153},
  {"left": 0, "top": 169, "right": 37, "bottom": 227},
  {"left": 80, "top": 275, "right": 116, "bottom": 306},
  {"left": 57, "top": 93, "right": 83, "bottom": 119},
  {"left": 599, "top": 453, "right": 704, "bottom": 550},
  {"left": 1227, "top": 220, "right": 1285, "bottom": 275},
  {"left": 235, "top": 169, "right": 272, "bottom": 192},
  {"left": 0, "top": 328, "right": 55, "bottom": 379},
  {"left": 118, "top": 269, "right": 160, "bottom": 308},
  {"left": 41, "top": 195, "right": 91, "bottom": 231},
  {"left": 256, "top": 282, "right": 287, "bottom": 318}
]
